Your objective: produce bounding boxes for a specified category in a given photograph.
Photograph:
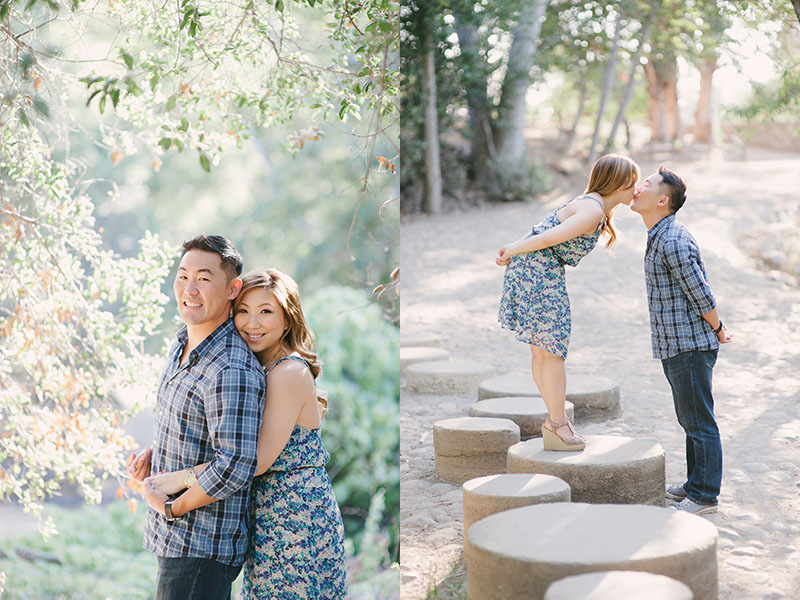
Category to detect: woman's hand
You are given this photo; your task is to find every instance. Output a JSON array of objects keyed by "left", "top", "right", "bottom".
[
  {"left": 496, "top": 246, "right": 514, "bottom": 266},
  {"left": 147, "top": 470, "right": 189, "bottom": 496},
  {"left": 126, "top": 447, "right": 152, "bottom": 483},
  {"left": 141, "top": 478, "right": 169, "bottom": 516}
]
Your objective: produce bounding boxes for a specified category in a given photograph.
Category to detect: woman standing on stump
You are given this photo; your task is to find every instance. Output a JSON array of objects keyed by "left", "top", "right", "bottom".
[{"left": 496, "top": 154, "right": 640, "bottom": 451}]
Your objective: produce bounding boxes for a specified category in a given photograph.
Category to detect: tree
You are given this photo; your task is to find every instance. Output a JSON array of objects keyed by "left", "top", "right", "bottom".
[{"left": 1, "top": 0, "right": 399, "bottom": 533}]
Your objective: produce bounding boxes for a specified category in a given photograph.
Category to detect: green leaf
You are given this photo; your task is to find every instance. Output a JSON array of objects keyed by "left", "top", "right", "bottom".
[
  {"left": 199, "top": 152, "right": 211, "bottom": 172},
  {"left": 180, "top": 10, "right": 192, "bottom": 30},
  {"left": 275, "top": 0, "right": 284, "bottom": 12},
  {"left": 189, "top": 19, "right": 197, "bottom": 37},
  {"left": 86, "top": 89, "right": 103, "bottom": 106},
  {"left": 158, "top": 137, "right": 172, "bottom": 150},
  {"left": 166, "top": 95, "right": 177, "bottom": 111},
  {"left": 99, "top": 94, "right": 107, "bottom": 114},
  {"left": 121, "top": 51, "right": 134, "bottom": 70},
  {"left": 110, "top": 88, "right": 121, "bottom": 108},
  {"left": 17, "top": 108, "right": 30, "bottom": 127},
  {"left": 179, "top": 117, "right": 189, "bottom": 132},
  {"left": 150, "top": 75, "right": 160, "bottom": 92},
  {"left": 174, "top": 139, "right": 184, "bottom": 151}
]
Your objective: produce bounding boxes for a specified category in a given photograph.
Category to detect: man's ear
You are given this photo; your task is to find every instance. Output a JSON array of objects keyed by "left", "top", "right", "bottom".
[
  {"left": 228, "top": 278, "right": 243, "bottom": 300},
  {"left": 657, "top": 193, "right": 670, "bottom": 208}
]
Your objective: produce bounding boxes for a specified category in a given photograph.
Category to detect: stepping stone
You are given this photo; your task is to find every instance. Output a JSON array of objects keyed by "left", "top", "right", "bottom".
[
  {"left": 462, "top": 473, "right": 570, "bottom": 534},
  {"left": 465, "top": 503, "right": 718, "bottom": 600},
  {"left": 407, "top": 360, "right": 495, "bottom": 395},
  {"left": 545, "top": 571, "right": 693, "bottom": 600},
  {"left": 433, "top": 417, "right": 520, "bottom": 484},
  {"left": 507, "top": 435, "right": 665, "bottom": 506},
  {"left": 400, "top": 332, "right": 443, "bottom": 348},
  {"left": 400, "top": 346, "right": 450, "bottom": 373},
  {"left": 477, "top": 374, "right": 620, "bottom": 420},
  {"left": 468, "top": 397, "right": 574, "bottom": 440}
]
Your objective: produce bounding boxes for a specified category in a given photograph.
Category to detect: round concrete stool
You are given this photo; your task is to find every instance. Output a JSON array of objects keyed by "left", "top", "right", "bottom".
[
  {"left": 465, "top": 503, "right": 717, "bottom": 600},
  {"left": 507, "top": 435, "right": 665, "bottom": 505},
  {"left": 468, "top": 397, "right": 574, "bottom": 440},
  {"left": 477, "top": 374, "right": 619, "bottom": 419},
  {"left": 462, "top": 473, "right": 570, "bottom": 534},
  {"left": 400, "top": 346, "right": 450, "bottom": 373},
  {"left": 433, "top": 417, "right": 520, "bottom": 484},
  {"left": 400, "top": 332, "right": 443, "bottom": 348},
  {"left": 545, "top": 571, "right": 693, "bottom": 600},
  {"left": 407, "top": 360, "right": 495, "bottom": 395}
]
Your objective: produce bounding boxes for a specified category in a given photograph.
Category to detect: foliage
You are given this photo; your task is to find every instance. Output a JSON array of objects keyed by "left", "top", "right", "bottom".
[
  {"left": 0, "top": 0, "right": 399, "bottom": 525},
  {"left": 0, "top": 499, "right": 398, "bottom": 599},
  {"left": 304, "top": 286, "right": 399, "bottom": 562}
]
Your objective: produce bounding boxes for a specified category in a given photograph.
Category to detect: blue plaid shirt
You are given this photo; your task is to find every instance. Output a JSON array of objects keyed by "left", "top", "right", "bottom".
[
  {"left": 144, "top": 317, "right": 265, "bottom": 566},
  {"left": 644, "top": 215, "right": 719, "bottom": 359}
]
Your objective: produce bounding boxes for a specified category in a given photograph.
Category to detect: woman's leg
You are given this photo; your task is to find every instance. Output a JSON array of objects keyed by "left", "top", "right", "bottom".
[
  {"left": 531, "top": 345, "right": 567, "bottom": 423},
  {"left": 533, "top": 345, "right": 585, "bottom": 447}
]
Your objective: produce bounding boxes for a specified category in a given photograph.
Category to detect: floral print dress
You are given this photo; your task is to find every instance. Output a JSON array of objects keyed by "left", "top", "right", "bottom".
[
  {"left": 240, "top": 356, "right": 346, "bottom": 599},
  {"left": 498, "top": 195, "right": 605, "bottom": 359}
]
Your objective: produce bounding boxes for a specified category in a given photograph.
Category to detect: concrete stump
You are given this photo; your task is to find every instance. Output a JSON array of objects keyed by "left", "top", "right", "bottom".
[
  {"left": 407, "top": 361, "right": 495, "bottom": 395},
  {"left": 507, "top": 435, "right": 665, "bottom": 506},
  {"left": 462, "top": 473, "right": 570, "bottom": 534},
  {"left": 400, "top": 332, "right": 443, "bottom": 348},
  {"left": 545, "top": 571, "right": 694, "bottom": 600},
  {"left": 465, "top": 503, "right": 717, "bottom": 600},
  {"left": 400, "top": 346, "right": 450, "bottom": 373},
  {"left": 477, "top": 374, "right": 620, "bottom": 419},
  {"left": 433, "top": 417, "right": 520, "bottom": 484},
  {"left": 468, "top": 397, "right": 574, "bottom": 440}
]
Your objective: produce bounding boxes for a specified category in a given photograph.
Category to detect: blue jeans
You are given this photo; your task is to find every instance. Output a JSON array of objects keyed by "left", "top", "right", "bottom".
[
  {"left": 661, "top": 348, "right": 722, "bottom": 505},
  {"left": 156, "top": 557, "right": 242, "bottom": 600}
]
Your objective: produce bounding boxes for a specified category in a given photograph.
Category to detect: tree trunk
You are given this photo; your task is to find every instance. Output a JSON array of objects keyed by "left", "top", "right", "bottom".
[
  {"left": 604, "top": 2, "right": 660, "bottom": 154},
  {"left": 455, "top": 21, "right": 497, "bottom": 193},
  {"left": 422, "top": 35, "right": 442, "bottom": 214},
  {"left": 792, "top": 0, "right": 800, "bottom": 24},
  {"left": 587, "top": 11, "right": 622, "bottom": 166},
  {"left": 645, "top": 57, "right": 679, "bottom": 143},
  {"left": 565, "top": 67, "right": 588, "bottom": 152},
  {"left": 493, "top": 0, "right": 548, "bottom": 164},
  {"left": 693, "top": 57, "right": 717, "bottom": 143}
]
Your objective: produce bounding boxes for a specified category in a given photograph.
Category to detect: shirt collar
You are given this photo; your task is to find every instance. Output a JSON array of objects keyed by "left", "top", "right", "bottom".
[
  {"left": 175, "top": 317, "right": 235, "bottom": 363},
  {"left": 647, "top": 213, "right": 675, "bottom": 238}
]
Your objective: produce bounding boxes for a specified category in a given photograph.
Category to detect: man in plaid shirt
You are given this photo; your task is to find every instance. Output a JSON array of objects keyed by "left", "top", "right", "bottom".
[
  {"left": 631, "top": 166, "right": 732, "bottom": 516},
  {"left": 127, "top": 234, "right": 265, "bottom": 599}
]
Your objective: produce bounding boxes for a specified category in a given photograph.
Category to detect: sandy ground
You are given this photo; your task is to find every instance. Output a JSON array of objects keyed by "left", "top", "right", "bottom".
[{"left": 399, "top": 147, "right": 800, "bottom": 600}]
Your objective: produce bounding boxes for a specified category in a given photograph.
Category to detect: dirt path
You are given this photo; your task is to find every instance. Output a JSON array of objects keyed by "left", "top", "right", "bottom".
[{"left": 400, "top": 148, "right": 800, "bottom": 600}]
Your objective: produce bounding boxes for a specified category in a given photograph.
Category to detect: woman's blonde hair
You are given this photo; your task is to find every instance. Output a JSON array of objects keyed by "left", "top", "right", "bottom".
[
  {"left": 585, "top": 153, "right": 640, "bottom": 249},
  {"left": 234, "top": 268, "right": 322, "bottom": 379}
]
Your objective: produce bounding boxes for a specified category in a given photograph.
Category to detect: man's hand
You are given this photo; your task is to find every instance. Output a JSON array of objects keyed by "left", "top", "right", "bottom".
[
  {"left": 142, "top": 477, "right": 169, "bottom": 517},
  {"left": 126, "top": 446, "right": 152, "bottom": 482},
  {"left": 717, "top": 325, "right": 732, "bottom": 344}
]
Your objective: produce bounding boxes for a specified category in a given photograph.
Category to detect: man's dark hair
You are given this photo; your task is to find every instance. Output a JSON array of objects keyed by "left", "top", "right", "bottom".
[
  {"left": 658, "top": 165, "right": 687, "bottom": 213},
  {"left": 181, "top": 234, "right": 243, "bottom": 280}
]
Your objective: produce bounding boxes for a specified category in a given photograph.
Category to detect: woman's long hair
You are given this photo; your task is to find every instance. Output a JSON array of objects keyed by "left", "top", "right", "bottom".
[
  {"left": 233, "top": 268, "right": 322, "bottom": 379},
  {"left": 585, "top": 153, "right": 640, "bottom": 250}
]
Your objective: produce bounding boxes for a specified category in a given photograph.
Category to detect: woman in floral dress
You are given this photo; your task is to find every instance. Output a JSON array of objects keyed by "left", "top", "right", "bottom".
[
  {"left": 149, "top": 268, "right": 346, "bottom": 598},
  {"left": 497, "top": 154, "right": 640, "bottom": 451}
]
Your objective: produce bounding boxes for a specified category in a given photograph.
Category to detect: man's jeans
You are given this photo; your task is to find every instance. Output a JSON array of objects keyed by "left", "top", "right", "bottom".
[
  {"left": 661, "top": 348, "right": 722, "bottom": 505},
  {"left": 156, "top": 557, "right": 242, "bottom": 600}
]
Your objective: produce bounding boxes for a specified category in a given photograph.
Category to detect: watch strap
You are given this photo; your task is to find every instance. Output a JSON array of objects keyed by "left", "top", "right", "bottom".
[{"left": 164, "top": 499, "right": 177, "bottom": 522}]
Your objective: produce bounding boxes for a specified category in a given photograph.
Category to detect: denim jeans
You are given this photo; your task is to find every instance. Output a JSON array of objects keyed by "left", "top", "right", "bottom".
[
  {"left": 156, "top": 556, "right": 242, "bottom": 600},
  {"left": 661, "top": 348, "right": 722, "bottom": 505}
]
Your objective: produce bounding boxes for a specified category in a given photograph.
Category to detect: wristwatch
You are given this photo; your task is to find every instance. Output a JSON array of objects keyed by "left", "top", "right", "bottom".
[
  {"left": 164, "top": 498, "right": 178, "bottom": 523},
  {"left": 184, "top": 466, "right": 198, "bottom": 488}
]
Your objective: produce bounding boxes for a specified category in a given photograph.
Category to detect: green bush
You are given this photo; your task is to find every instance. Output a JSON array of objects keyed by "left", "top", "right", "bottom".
[{"left": 304, "top": 286, "right": 400, "bottom": 563}]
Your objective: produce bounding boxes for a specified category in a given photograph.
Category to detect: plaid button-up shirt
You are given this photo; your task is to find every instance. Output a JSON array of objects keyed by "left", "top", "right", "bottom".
[
  {"left": 644, "top": 214, "right": 719, "bottom": 360},
  {"left": 143, "top": 317, "right": 265, "bottom": 566}
]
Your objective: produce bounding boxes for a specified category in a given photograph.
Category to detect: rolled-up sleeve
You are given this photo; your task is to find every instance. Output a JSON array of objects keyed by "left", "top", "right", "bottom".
[
  {"left": 662, "top": 239, "right": 716, "bottom": 316},
  {"left": 197, "top": 366, "right": 265, "bottom": 499}
]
